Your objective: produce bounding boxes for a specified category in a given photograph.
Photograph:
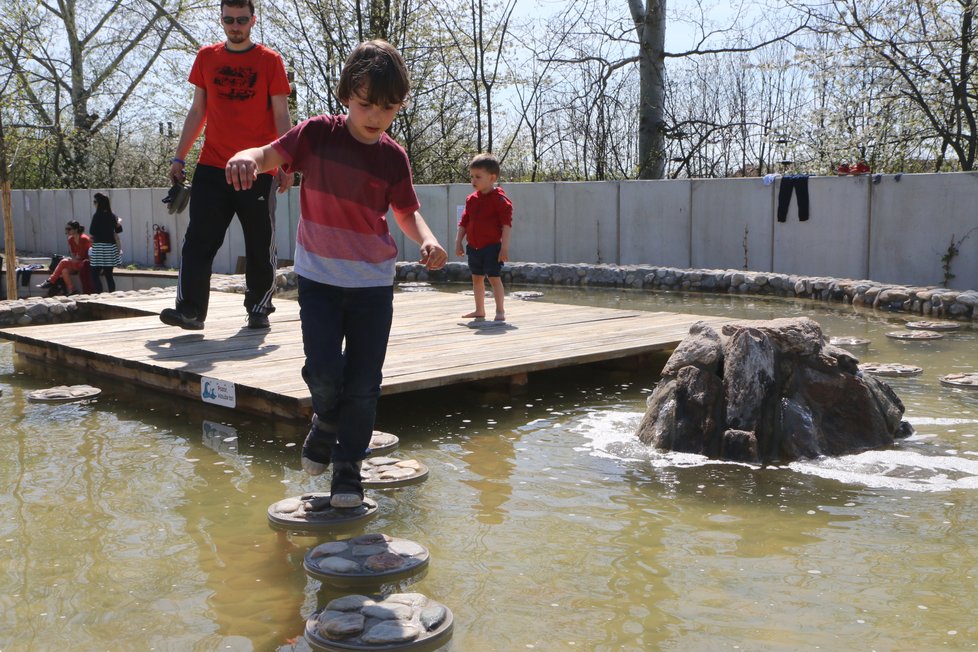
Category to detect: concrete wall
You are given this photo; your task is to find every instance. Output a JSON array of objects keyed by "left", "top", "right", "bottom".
[{"left": 5, "top": 172, "right": 978, "bottom": 290}]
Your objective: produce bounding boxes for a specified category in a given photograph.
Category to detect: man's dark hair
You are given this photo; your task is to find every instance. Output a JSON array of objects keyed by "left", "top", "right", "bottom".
[
  {"left": 469, "top": 153, "right": 500, "bottom": 177},
  {"left": 221, "top": 0, "right": 255, "bottom": 14},
  {"left": 337, "top": 40, "right": 410, "bottom": 107}
]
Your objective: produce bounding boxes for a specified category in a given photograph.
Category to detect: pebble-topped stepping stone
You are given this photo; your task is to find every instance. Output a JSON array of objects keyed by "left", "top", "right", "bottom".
[
  {"left": 829, "top": 336, "right": 870, "bottom": 347},
  {"left": 267, "top": 493, "right": 378, "bottom": 533},
  {"left": 305, "top": 592, "right": 453, "bottom": 651},
  {"left": 940, "top": 372, "right": 978, "bottom": 389},
  {"left": 368, "top": 431, "right": 399, "bottom": 456},
  {"left": 459, "top": 289, "right": 493, "bottom": 297},
  {"left": 858, "top": 362, "right": 924, "bottom": 377},
  {"left": 511, "top": 290, "right": 544, "bottom": 300},
  {"left": 397, "top": 282, "right": 435, "bottom": 293},
  {"left": 26, "top": 385, "right": 101, "bottom": 402},
  {"left": 304, "top": 533, "right": 430, "bottom": 588},
  {"left": 361, "top": 457, "right": 429, "bottom": 489},
  {"left": 885, "top": 330, "right": 944, "bottom": 340},
  {"left": 906, "top": 320, "right": 961, "bottom": 331}
]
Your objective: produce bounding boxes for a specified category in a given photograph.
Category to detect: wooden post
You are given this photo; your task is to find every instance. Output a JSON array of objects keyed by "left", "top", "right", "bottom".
[
  {"left": 2, "top": 180, "right": 13, "bottom": 300},
  {"left": 0, "top": 110, "right": 16, "bottom": 301}
]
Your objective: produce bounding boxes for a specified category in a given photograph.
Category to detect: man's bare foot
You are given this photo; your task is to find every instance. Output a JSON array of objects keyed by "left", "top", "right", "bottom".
[
  {"left": 494, "top": 313, "right": 506, "bottom": 322},
  {"left": 462, "top": 311, "right": 485, "bottom": 319}
]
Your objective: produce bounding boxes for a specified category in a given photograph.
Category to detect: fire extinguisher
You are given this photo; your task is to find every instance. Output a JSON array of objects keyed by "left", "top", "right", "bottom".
[{"left": 153, "top": 224, "right": 171, "bottom": 267}]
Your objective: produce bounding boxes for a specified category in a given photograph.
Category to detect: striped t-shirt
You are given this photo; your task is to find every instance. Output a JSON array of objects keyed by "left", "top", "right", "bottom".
[{"left": 271, "top": 114, "right": 420, "bottom": 287}]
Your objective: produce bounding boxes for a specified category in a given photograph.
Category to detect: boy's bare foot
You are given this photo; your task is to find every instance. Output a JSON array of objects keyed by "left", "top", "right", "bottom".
[
  {"left": 494, "top": 313, "right": 506, "bottom": 322},
  {"left": 462, "top": 311, "right": 485, "bottom": 319}
]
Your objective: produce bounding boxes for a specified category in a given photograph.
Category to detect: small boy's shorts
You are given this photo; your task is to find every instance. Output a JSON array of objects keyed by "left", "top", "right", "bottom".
[{"left": 466, "top": 242, "right": 503, "bottom": 277}]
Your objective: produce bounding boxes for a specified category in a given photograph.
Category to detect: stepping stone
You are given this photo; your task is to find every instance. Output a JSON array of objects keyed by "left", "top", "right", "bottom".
[
  {"left": 885, "top": 330, "right": 943, "bottom": 341},
  {"left": 27, "top": 385, "right": 101, "bottom": 402},
  {"left": 940, "top": 372, "right": 978, "bottom": 389},
  {"left": 305, "top": 592, "right": 453, "bottom": 651},
  {"left": 829, "top": 336, "right": 870, "bottom": 347},
  {"left": 906, "top": 320, "right": 961, "bottom": 331},
  {"left": 511, "top": 290, "right": 544, "bottom": 300},
  {"left": 368, "top": 431, "right": 399, "bottom": 456},
  {"left": 267, "top": 493, "right": 377, "bottom": 533},
  {"left": 858, "top": 362, "right": 923, "bottom": 377},
  {"left": 361, "top": 456, "right": 429, "bottom": 489},
  {"left": 303, "top": 533, "right": 430, "bottom": 588},
  {"left": 459, "top": 289, "right": 493, "bottom": 297},
  {"left": 397, "top": 282, "right": 435, "bottom": 293}
]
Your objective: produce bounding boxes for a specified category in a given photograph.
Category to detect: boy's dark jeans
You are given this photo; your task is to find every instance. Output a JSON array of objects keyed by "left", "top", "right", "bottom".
[{"left": 298, "top": 276, "right": 393, "bottom": 463}]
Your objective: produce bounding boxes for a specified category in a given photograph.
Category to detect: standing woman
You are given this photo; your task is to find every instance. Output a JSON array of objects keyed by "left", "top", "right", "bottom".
[
  {"left": 89, "top": 192, "right": 123, "bottom": 292},
  {"left": 37, "top": 221, "right": 92, "bottom": 295}
]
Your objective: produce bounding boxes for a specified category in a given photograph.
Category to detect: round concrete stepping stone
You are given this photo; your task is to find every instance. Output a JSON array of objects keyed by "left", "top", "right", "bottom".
[
  {"left": 305, "top": 593, "right": 453, "bottom": 652},
  {"left": 361, "top": 456, "right": 429, "bottom": 489},
  {"left": 459, "top": 289, "right": 493, "bottom": 297},
  {"left": 304, "top": 533, "right": 430, "bottom": 588},
  {"left": 267, "top": 493, "right": 378, "bottom": 533},
  {"left": 367, "top": 431, "right": 399, "bottom": 456},
  {"left": 511, "top": 290, "right": 544, "bottom": 300},
  {"left": 906, "top": 320, "right": 961, "bottom": 331},
  {"left": 829, "top": 336, "right": 870, "bottom": 347},
  {"left": 397, "top": 282, "right": 435, "bottom": 293},
  {"left": 885, "top": 330, "right": 943, "bottom": 341},
  {"left": 27, "top": 385, "right": 101, "bottom": 402},
  {"left": 940, "top": 372, "right": 978, "bottom": 389},
  {"left": 858, "top": 362, "right": 923, "bottom": 377}
]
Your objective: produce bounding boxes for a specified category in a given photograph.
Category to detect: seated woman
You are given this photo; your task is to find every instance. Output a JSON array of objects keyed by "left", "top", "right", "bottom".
[{"left": 38, "top": 221, "right": 92, "bottom": 295}]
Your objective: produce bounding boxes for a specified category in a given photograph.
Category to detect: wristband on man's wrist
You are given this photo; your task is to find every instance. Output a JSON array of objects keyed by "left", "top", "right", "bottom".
[{"left": 171, "top": 157, "right": 185, "bottom": 166}]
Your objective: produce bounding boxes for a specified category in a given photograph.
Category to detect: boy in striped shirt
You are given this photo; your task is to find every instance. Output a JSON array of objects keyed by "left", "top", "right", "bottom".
[{"left": 225, "top": 40, "right": 447, "bottom": 508}]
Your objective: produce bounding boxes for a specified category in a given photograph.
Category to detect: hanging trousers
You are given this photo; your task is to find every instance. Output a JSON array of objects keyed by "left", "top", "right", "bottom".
[{"left": 777, "top": 175, "right": 810, "bottom": 222}]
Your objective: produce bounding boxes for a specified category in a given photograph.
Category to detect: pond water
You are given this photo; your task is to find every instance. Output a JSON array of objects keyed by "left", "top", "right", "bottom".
[{"left": 1, "top": 287, "right": 977, "bottom": 651}]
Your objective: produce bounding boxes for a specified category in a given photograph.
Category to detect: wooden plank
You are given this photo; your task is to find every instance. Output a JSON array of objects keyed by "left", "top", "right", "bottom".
[{"left": 0, "top": 288, "right": 733, "bottom": 420}]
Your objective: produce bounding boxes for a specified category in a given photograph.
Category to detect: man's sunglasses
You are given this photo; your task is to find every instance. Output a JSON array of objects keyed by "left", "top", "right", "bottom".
[{"left": 221, "top": 16, "right": 251, "bottom": 25}]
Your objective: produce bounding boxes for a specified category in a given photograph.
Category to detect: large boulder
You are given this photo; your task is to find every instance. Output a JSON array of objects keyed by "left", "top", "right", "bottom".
[{"left": 636, "top": 317, "right": 913, "bottom": 463}]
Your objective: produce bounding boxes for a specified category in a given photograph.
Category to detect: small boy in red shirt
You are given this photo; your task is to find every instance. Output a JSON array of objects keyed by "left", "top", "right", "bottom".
[{"left": 455, "top": 153, "right": 513, "bottom": 321}]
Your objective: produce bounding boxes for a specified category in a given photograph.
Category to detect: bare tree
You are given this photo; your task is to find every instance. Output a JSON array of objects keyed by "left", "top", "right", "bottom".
[
  {"left": 0, "top": 0, "right": 203, "bottom": 187},
  {"left": 431, "top": 0, "right": 517, "bottom": 153},
  {"left": 794, "top": 0, "right": 978, "bottom": 170},
  {"left": 542, "top": 1, "right": 809, "bottom": 178}
]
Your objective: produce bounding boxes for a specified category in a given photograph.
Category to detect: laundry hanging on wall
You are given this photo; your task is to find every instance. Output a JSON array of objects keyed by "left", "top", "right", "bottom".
[{"left": 777, "top": 174, "right": 810, "bottom": 222}]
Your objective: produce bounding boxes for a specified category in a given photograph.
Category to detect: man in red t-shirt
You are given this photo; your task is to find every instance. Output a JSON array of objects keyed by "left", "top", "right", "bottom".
[
  {"left": 161, "top": 0, "right": 292, "bottom": 331},
  {"left": 455, "top": 153, "right": 514, "bottom": 322}
]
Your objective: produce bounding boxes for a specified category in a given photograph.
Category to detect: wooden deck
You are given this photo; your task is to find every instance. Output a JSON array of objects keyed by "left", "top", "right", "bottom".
[{"left": 0, "top": 289, "right": 733, "bottom": 420}]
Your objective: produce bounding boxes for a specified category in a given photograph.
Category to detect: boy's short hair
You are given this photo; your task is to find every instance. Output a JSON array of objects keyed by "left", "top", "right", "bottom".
[
  {"left": 222, "top": 0, "right": 255, "bottom": 13},
  {"left": 337, "top": 40, "right": 411, "bottom": 107},
  {"left": 469, "top": 153, "right": 500, "bottom": 177}
]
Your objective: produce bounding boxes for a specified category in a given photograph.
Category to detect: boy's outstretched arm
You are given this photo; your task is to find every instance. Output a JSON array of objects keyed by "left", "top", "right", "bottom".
[
  {"left": 226, "top": 144, "right": 287, "bottom": 191},
  {"left": 394, "top": 210, "right": 448, "bottom": 270}
]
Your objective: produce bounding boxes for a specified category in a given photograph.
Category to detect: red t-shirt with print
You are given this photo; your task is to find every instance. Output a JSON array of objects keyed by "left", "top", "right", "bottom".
[{"left": 189, "top": 43, "right": 291, "bottom": 168}]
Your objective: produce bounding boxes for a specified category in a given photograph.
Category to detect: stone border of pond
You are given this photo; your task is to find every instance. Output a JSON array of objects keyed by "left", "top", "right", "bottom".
[
  {"left": 2, "top": 261, "right": 976, "bottom": 328},
  {"left": 399, "top": 262, "right": 978, "bottom": 321}
]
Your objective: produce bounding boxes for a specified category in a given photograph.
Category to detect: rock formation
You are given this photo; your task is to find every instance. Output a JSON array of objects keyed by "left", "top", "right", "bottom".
[{"left": 636, "top": 317, "right": 913, "bottom": 463}]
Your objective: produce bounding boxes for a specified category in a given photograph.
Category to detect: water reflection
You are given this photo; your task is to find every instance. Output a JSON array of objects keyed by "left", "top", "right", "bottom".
[
  {"left": 2, "top": 287, "right": 978, "bottom": 649},
  {"left": 459, "top": 430, "right": 516, "bottom": 526}
]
